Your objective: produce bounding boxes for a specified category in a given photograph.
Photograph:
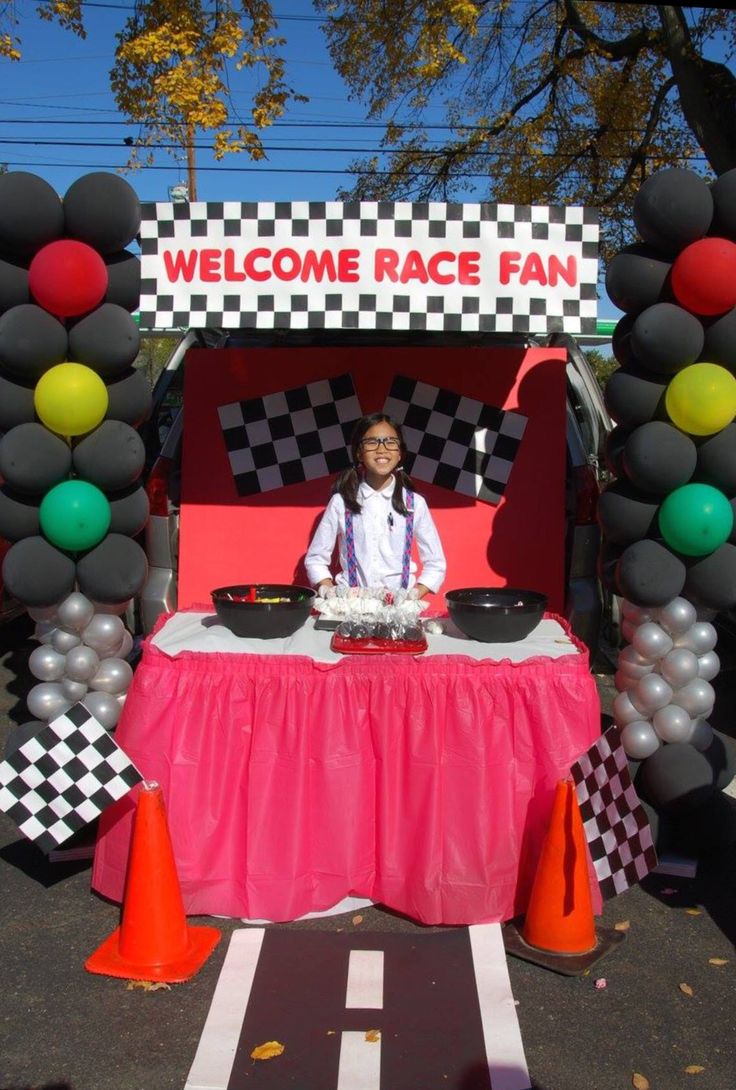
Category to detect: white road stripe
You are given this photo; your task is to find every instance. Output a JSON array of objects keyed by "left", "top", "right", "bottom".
[
  {"left": 184, "top": 928, "right": 265, "bottom": 1090},
  {"left": 345, "top": 949, "right": 385, "bottom": 1009},
  {"left": 469, "top": 923, "right": 531, "bottom": 1090},
  {"left": 336, "top": 1030, "right": 382, "bottom": 1090}
]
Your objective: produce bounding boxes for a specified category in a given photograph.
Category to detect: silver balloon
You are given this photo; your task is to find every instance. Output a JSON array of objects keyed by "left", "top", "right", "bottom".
[
  {"left": 62, "top": 678, "right": 88, "bottom": 702},
  {"left": 51, "top": 627, "right": 82, "bottom": 654},
  {"left": 697, "top": 650, "right": 720, "bottom": 682},
  {"left": 621, "top": 599, "right": 655, "bottom": 625},
  {"left": 652, "top": 703, "right": 693, "bottom": 744},
  {"left": 27, "top": 682, "right": 71, "bottom": 721},
  {"left": 613, "top": 689, "right": 644, "bottom": 727},
  {"left": 620, "top": 720, "right": 661, "bottom": 760},
  {"left": 83, "top": 690, "right": 122, "bottom": 730},
  {"left": 27, "top": 604, "right": 60, "bottom": 623},
  {"left": 56, "top": 591, "right": 95, "bottom": 633},
  {"left": 617, "top": 644, "right": 655, "bottom": 679},
  {"left": 89, "top": 657, "right": 133, "bottom": 695},
  {"left": 102, "top": 628, "right": 134, "bottom": 661},
  {"left": 690, "top": 719, "right": 715, "bottom": 752},
  {"left": 614, "top": 670, "right": 639, "bottom": 692},
  {"left": 657, "top": 596, "right": 697, "bottom": 638},
  {"left": 64, "top": 644, "right": 100, "bottom": 683},
  {"left": 34, "top": 621, "right": 57, "bottom": 645},
  {"left": 632, "top": 622, "right": 674, "bottom": 663},
  {"left": 671, "top": 678, "right": 715, "bottom": 718},
  {"left": 81, "top": 613, "right": 126, "bottom": 655},
  {"left": 28, "top": 645, "right": 66, "bottom": 683},
  {"left": 674, "top": 621, "right": 717, "bottom": 656},
  {"left": 659, "top": 647, "right": 699, "bottom": 689},
  {"left": 631, "top": 672, "right": 674, "bottom": 716},
  {"left": 621, "top": 619, "right": 637, "bottom": 644}
]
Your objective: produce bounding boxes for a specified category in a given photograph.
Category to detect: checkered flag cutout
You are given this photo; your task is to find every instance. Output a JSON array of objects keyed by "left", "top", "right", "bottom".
[
  {"left": 383, "top": 375, "right": 527, "bottom": 504},
  {"left": 0, "top": 703, "right": 142, "bottom": 854},
  {"left": 570, "top": 726, "right": 657, "bottom": 900},
  {"left": 218, "top": 373, "right": 362, "bottom": 496}
]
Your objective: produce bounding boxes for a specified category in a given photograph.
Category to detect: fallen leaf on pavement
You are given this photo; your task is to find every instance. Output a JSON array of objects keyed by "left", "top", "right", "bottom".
[
  {"left": 708, "top": 957, "right": 728, "bottom": 966},
  {"left": 365, "top": 1030, "right": 381, "bottom": 1043},
  {"left": 614, "top": 920, "right": 630, "bottom": 932},
  {"left": 679, "top": 982, "right": 694, "bottom": 997},
  {"left": 684, "top": 1065, "right": 705, "bottom": 1075},
  {"left": 250, "top": 1041, "right": 285, "bottom": 1061},
  {"left": 632, "top": 1073, "right": 650, "bottom": 1089},
  {"left": 352, "top": 915, "right": 364, "bottom": 926},
  {"left": 685, "top": 908, "right": 702, "bottom": 916},
  {"left": 125, "top": 980, "right": 171, "bottom": 991}
]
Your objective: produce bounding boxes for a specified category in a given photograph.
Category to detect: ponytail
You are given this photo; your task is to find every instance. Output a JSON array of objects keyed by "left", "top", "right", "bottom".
[
  {"left": 332, "top": 465, "right": 362, "bottom": 513},
  {"left": 391, "top": 468, "right": 413, "bottom": 516}
]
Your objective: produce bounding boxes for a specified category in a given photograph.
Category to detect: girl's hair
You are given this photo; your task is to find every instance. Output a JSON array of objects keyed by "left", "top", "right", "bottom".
[{"left": 332, "top": 412, "right": 413, "bottom": 515}]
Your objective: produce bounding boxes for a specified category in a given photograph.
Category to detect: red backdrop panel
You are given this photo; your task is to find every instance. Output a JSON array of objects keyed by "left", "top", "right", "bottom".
[{"left": 179, "top": 346, "right": 567, "bottom": 610}]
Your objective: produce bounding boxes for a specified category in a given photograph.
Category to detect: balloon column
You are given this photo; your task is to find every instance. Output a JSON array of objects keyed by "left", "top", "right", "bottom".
[
  {"left": 0, "top": 171, "right": 150, "bottom": 736},
  {"left": 602, "top": 166, "right": 736, "bottom": 856}
]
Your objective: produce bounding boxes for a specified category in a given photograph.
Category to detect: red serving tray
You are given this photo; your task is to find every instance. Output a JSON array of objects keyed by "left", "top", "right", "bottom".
[{"left": 330, "top": 632, "right": 428, "bottom": 655}]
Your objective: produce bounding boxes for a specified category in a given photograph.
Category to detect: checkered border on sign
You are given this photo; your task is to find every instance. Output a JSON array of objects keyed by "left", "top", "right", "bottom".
[
  {"left": 218, "top": 373, "right": 362, "bottom": 496},
  {"left": 571, "top": 726, "right": 657, "bottom": 900},
  {"left": 383, "top": 375, "right": 527, "bottom": 504},
  {"left": 0, "top": 704, "right": 142, "bottom": 854},
  {"left": 139, "top": 201, "right": 599, "bottom": 335}
]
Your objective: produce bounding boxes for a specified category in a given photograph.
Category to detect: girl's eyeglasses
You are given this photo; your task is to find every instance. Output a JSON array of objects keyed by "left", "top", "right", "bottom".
[{"left": 359, "top": 436, "right": 401, "bottom": 451}]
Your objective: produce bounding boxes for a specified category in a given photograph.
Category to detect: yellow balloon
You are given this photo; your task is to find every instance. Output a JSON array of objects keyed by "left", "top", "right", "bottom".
[
  {"left": 34, "top": 363, "right": 109, "bottom": 438},
  {"left": 665, "top": 363, "right": 736, "bottom": 437}
]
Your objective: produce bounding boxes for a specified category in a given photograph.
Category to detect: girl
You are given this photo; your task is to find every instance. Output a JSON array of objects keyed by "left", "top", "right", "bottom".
[{"left": 304, "top": 412, "right": 446, "bottom": 598}]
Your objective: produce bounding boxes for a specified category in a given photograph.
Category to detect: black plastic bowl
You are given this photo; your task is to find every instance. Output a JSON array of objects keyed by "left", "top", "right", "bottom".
[
  {"left": 445, "top": 587, "right": 547, "bottom": 643},
  {"left": 211, "top": 584, "right": 316, "bottom": 639}
]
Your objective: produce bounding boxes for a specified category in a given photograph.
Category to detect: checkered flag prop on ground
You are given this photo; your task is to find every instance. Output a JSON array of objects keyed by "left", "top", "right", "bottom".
[
  {"left": 0, "top": 703, "right": 142, "bottom": 854},
  {"left": 139, "top": 200, "right": 598, "bottom": 335},
  {"left": 383, "top": 375, "right": 527, "bottom": 504},
  {"left": 218, "top": 373, "right": 362, "bottom": 496},
  {"left": 570, "top": 726, "right": 657, "bottom": 899}
]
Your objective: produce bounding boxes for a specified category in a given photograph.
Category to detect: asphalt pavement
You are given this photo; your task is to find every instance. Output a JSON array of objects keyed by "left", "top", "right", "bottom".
[{"left": 1, "top": 613, "right": 735, "bottom": 1090}]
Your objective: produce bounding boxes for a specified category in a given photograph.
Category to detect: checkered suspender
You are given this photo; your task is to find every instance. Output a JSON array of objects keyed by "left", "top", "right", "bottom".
[{"left": 344, "top": 489, "right": 414, "bottom": 588}]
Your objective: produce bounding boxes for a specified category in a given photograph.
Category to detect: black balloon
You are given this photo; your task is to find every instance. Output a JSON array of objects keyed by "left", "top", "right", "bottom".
[
  {"left": 696, "top": 423, "right": 736, "bottom": 494},
  {"left": 611, "top": 313, "right": 636, "bottom": 367},
  {"left": 637, "top": 742, "right": 715, "bottom": 814},
  {"left": 603, "top": 363, "right": 668, "bottom": 428},
  {"left": 72, "top": 420, "right": 145, "bottom": 490},
  {"left": 701, "top": 307, "right": 736, "bottom": 371},
  {"left": 68, "top": 304, "right": 140, "bottom": 378},
  {"left": 0, "top": 171, "right": 64, "bottom": 256},
  {"left": 615, "top": 539, "right": 686, "bottom": 606},
  {"left": 710, "top": 168, "right": 736, "bottom": 241},
  {"left": 597, "top": 479, "right": 659, "bottom": 544},
  {"left": 684, "top": 543, "right": 736, "bottom": 611},
  {"left": 0, "top": 486, "right": 40, "bottom": 541},
  {"left": 0, "top": 423, "right": 71, "bottom": 494},
  {"left": 4, "top": 720, "right": 46, "bottom": 759},
  {"left": 105, "top": 368, "right": 152, "bottom": 428},
  {"left": 0, "top": 254, "right": 30, "bottom": 314},
  {"left": 701, "top": 729, "right": 736, "bottom": 792},
  {"left": 108, "top": 485, "right": 150, "bottom": 537},
  {"left": 2, "top": 535, "right": 76, "bottom": 607},
  {"left": 633, "top": 168, "right": 713, "bottom": 255},
  {"left": 0, "top": 304, "right": 68, "bottom": 382},
  {"left": 76, "top": 533, "right": 148, "bottom": 603},
  {"left": 63, "top": 173, "right": 141, "bottom": 254},
  {"left": 0, "top": 371, "right": 36, "bottom": 432},
  {"left": 603, "top": 425, "right": 630, "bottom": 478},
  {"left": 630, "top": 302, "right": 704, "bottom": 374},
  {"left": 622, "top": 421, "right": 697, "bottom": 495},
  {"left": 599, "top": 542, "right": 623, "bottom": 594},
  {"left": 104, "top": 251, "right": 141, "bottom": 312},
  {"left": 605, "top": 244, "right": 672, "bottom": 314}
]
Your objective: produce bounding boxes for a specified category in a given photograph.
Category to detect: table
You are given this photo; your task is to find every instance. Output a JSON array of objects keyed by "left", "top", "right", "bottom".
[{"left": 92, "top": 613, "right": 601, "bottom": 926}]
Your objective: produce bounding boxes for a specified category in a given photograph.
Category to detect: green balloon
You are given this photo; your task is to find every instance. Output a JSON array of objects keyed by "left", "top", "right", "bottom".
[
  {"left": 39, "top": 479, "right": 111, "bottom": 552},
  {"left": 658, "top": 483, "right": 733, "bottom": 557}
]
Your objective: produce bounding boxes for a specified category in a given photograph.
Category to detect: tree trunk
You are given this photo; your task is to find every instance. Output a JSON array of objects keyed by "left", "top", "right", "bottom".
[{"left": 658, "top": 5, "right": 736, "bottom": 176}]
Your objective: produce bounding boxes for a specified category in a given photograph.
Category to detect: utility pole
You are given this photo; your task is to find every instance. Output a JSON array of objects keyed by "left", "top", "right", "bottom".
[{"left": 186, "top": 122, "right": 197, "bottom": 201}]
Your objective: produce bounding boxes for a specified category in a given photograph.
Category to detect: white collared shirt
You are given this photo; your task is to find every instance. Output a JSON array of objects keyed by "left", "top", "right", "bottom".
[{"left": 305, "top": 478, "right": 446, "bottom": 593}]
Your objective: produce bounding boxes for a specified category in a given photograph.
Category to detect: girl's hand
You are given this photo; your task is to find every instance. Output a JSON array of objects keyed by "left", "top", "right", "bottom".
[
  {"left": 413, "top": 583, "right": 431, "bottom": 599},
  {"left": 317, "top": 579, "right": 336, "bottom": 598}
]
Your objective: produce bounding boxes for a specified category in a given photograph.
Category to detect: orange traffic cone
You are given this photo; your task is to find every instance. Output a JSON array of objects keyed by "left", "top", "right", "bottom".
[
  {"left": 85, "top": 781, "right": 221, "bottom": 982},
  {"left": 504, "top": 780, "right": 624, "bottom": 975}
]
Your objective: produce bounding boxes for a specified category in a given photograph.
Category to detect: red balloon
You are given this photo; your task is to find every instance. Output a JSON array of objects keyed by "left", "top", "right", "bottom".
[
  {"left": 671, "top": 237, "right": 736, "bottom": 316},
  {"left": 28, "top": 239, "right": 108, "bottom": 318}
]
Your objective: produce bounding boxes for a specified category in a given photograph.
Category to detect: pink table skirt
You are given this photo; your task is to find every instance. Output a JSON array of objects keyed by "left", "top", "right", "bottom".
[{"left": 92, "top": 625, "right": 601, "bottom": 925}]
